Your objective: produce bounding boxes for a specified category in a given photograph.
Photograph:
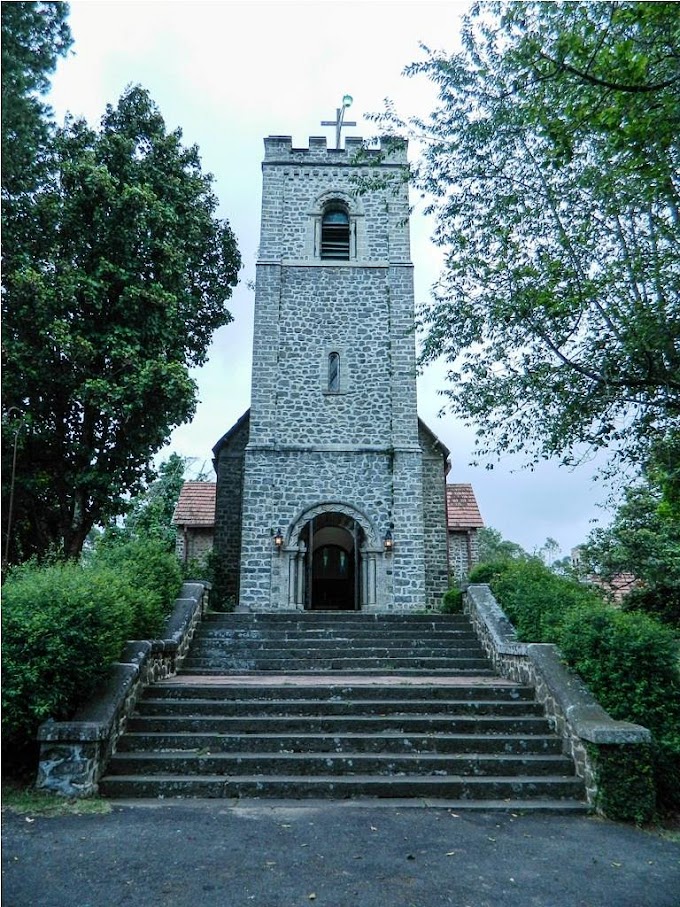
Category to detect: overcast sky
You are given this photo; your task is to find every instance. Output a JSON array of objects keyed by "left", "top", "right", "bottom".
[{"left": 47, "top": 0, "right": 615, "bottom": 556}]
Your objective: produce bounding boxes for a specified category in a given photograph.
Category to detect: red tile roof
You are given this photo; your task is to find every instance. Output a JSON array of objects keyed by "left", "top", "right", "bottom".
[
  {"left": 590, "top": 572, "right": 640, "bottom": 603},
  {"left": 172, "top": 482, "right": 216, "bottom": 527},
  {"left": 172, "top": 481, "right": 484, "bottom": 533},
  {"left": 446, "top": 483, "right": 484, "bottom": 531}
]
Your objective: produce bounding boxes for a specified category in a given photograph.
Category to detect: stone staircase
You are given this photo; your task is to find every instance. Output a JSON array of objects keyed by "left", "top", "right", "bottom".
[{"left": 100, "top": 613, "right": 587, "bottom": 810}]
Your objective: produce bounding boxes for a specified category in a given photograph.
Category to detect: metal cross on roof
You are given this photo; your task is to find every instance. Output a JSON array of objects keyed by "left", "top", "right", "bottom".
[{"left": 321, "top": 94, "right": 356, "bottom": 149}]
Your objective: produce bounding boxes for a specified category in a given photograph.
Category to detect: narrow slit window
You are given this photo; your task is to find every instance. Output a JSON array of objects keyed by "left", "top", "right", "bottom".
[
  {"left": 321, "top": 208, "right": 350, "bottom": 260},
  {"left": 328, "top": 352, "right": 340, "bottom": 393}
]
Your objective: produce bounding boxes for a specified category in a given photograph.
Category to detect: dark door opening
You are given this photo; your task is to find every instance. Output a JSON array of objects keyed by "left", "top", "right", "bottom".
[
  {"left": 312, "top": 544, "right": 353, "bottom": 610},
  {"left": 300, "top": 512, "right": 363, "bottom": 611}
]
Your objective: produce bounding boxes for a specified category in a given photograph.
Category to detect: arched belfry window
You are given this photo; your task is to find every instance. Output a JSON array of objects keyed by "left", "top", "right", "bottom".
[
  {"left": 328, "top": 352, "right": 340, "bottom": 393},
  {"left": 321, "top": 206, "right": 350, "bottom": 260}
]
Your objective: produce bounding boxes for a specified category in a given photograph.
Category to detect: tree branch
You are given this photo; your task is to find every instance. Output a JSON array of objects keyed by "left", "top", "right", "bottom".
[{"left": 538, "top": 51, "right": 680, "bottom": 93}]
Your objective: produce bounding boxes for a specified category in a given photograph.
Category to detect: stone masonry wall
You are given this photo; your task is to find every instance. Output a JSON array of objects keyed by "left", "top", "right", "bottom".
[
  {"left": 176, "top": 528, "right": 214, "bottom": 564},
  {"left": 239, "top": 447, "right": 424, "bottom": 611},
  {"left": 420, "top": 425, "right": 449, "bottom": 607},
  {"left": 239, "top": 136, "right": 425, "bottom": 611},
  {"left": 213, "top": 415, "right": 249, "bottom": 603},
  {"left": 449, "top": 530, "right": 480, "bottom": 582}
]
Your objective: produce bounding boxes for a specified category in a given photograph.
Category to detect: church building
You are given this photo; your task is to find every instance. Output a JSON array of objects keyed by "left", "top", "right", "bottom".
[{"left": 212, "top": 132, "right": 455, "bottom": 612}]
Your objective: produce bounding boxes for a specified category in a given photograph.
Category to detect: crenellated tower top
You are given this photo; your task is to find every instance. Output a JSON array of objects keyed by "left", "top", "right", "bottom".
[{"left": 262, "top": 135, "right": 408, "bottom": 165}]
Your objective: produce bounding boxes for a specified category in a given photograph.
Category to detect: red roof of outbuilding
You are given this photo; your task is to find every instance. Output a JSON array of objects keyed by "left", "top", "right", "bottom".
[
  {"left": 172, "top": 482, "right": 216, "bottom": 527},
  {"left": 446, "top": 483, "right": 484, "bottom": 531}
]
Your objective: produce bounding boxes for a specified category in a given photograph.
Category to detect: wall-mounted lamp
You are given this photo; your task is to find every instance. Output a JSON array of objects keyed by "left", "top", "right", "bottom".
[
  {"left": 383, "top": 529, "right": 394, "bottom": 552},
  {"left": 273, "top": 528, "right": 284, "bottom": 551}
]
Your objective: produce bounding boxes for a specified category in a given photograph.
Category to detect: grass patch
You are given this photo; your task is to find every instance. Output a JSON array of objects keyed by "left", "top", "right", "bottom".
[{"left": 2, "top": 785, "right": 112, "bottom": 817}]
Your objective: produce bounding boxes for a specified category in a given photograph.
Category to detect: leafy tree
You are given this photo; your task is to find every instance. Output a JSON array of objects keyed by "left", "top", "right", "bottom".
[
  {"left": 582, "top": 474, "right": 680, "bottom": 628},
  {"left": 106, "top": 453, "right": 188, "bottom": 550},
  {"left": 372, "top": 1, "right": 680, "bottom": 469},
  {"left": 476, "top": 526, "right": 528, "bottom": 564},
  {"left": 2, "top": 86, "right": 240, "bottom": 562},
  {"left": 537, "top": 536, "right": 560, "bottom": 567},
  {"left": 1, "top": 1, "right": 72, "bottom": 195}
]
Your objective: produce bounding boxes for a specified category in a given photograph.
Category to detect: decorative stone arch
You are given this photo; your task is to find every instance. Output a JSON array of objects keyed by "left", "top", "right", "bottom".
[
  {"left": 308, "top": 191, "right": 365, "bottom": 260},
  {"left": 284, "top": 502, "right": 382, "bottom": 611},
  {"left": 310, "top": 189, "right": 365, "bottom": 219},
  {"left": 288, "top": 500, "right": 377, "bottom": 549}
]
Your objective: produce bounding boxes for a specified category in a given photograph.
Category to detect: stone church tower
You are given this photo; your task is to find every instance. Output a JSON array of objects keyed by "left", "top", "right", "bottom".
[{"left": 213, "top": 134, "right": 450, "bottom": 612}]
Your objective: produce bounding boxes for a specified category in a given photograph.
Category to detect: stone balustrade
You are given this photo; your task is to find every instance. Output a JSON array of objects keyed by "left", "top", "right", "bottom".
[
  {"left": 36, "top": 582, "right": 209, "bottom": 798},
  {"left": 465, "top": 584, "right": 654, "bottom": 817}
]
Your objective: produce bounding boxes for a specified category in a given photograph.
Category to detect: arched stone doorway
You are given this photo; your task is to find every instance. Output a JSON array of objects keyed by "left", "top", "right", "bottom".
[
  {"left": 300, "top": 511, "right": 363, "bottom": 611},
  {"left": 286, "top": 503, "right": 379, "bottom": 612}
]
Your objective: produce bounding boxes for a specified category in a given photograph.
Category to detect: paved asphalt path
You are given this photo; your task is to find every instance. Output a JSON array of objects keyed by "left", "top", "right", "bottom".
[{"left": 3, "top": 800, "right": 679, "bottom": 907}]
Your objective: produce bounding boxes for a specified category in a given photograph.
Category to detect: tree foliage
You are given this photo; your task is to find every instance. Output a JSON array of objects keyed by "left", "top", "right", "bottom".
[
  {"left": 373, "top": 1, "right": 680, "bottom": 468},
  {"left": 582, "top": 467, "right": 680, "bottom": 628},
  {"left": 476, "top": 526, "right": 528, "bottom": 564},
  {"left": 122, "top": 453, "right": 188, "bottom": 547},
  {"left": 2, "top": 85, "right": 240, "bottom": 562},
  {"left": 1, "top": 1, "right": 72, "bottom": 195}
]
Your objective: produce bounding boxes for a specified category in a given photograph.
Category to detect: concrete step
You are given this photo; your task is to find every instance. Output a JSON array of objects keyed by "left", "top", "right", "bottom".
[
  {"left": 186, "top": 650, "right": 489, "bottom": 664},
  {"left": 106, "top": 751, "right": 576, "bottom": 778},
  {"left": 145, "top": 682, "right": 535, "bottom": 702},
  {"left": 126, "top": 714, "right": 554, "bottom": 735},
  {"left": 202, "top": 613, "right": 472, "bottom": 625},
  {"left": 135, "top": 697, "right": 544, "bottom": 718},
  {"left": 179, "top": 657, "right": 494, "bottom": 672},
  {"left": 183, "top": 651, "right": 489, "bottom": 666},
  {"left": 178, "top": 667, "right": 497, "bottom": 678},
  {"left": 193, "top": 629, "right": 481, "bottom": 642},
  {"left": 189, "top": 639, "right": 485, "bottom": 653},
  {"left": 117, "top": 731, "right": 565, "bottom": 755},
  {"left": 99, "top": 613, "right": 586, "bottom": 809},
  {"left": 99, "top": 773, "right": 585, "bottom": 802}
]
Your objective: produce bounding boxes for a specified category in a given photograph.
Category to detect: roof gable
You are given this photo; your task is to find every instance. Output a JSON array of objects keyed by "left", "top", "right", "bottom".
[
  {"left": 172, "top": 482, "right": 216, "bottom": 527},
  {"left": 446, "top": 483, "right": 484, "bottom": 530},
  {"left": 417, "top": 417, "right": 451, "bottom": 459},
  {"left": 212, "top": 408, "right": 251, "bottom": 459}
]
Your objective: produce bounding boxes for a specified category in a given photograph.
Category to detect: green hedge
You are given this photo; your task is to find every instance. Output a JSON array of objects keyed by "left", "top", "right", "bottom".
[
  {"left": 471, "top": 558, "right": 604, "bottom": 641},
  {"left": 473, "top": 559, "right": 680, "bottom": 816},
  {"left": 559, "top": 605, "right": 679, "bottom": 737},
  {"left": 94, "top": 538, "right": 182, "bottom": 638},
  {"left": 1, "top": 539, "right": 182, "bottom": 763}
]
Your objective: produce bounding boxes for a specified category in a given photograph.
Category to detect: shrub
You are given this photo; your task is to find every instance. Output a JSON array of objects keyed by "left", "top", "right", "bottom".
[
  {"left": 559, "top": 604, "right": 680, "bottom": 816},
  {"left": 488, "top": 559, "right": 604, "bottom": 643},
  {"left": 93, "top": 537, "right": 181, "bottom": 638},
  {"left": 468, "top": 560, "right": 513, "bottom": 584},
  {"left": 621, "top": 584, "right": 680, "bottom": 631},
  {"left": 586, "top": 742, "right": 656, "bottom": 824},
  {"left": 1, "top": 560, "right": 134, "bottom": 753},
  {"left": 487, "top": 562, "right": 680, "bottom": 817},
  {"left": 441, "top": 587, "right": 463, "bottom": 613},
  {"left": 1, "top": 538, "right": 183, "bottom": 768},
  {"left": 180, "top": 554, "right": 213, "bottom": 584},
  {"left": 655, "top": 732, "right": 680, "bottom": 812},
  {"left": 558, "top": 605, "right": 680, "bottom": 739}
]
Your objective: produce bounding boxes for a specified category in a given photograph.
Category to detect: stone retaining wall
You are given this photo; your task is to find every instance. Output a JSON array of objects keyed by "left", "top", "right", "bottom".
[
  {"left": 36, "top": 582, "right": 209, "bottom": 797},
  {"left": 465, "top": 584, "right": 653, "bottom": 815}
]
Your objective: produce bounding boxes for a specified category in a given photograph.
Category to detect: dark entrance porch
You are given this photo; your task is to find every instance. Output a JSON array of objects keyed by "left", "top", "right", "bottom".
[{"left": 299, "top": 511, "right": 363, "bottom": 611}]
